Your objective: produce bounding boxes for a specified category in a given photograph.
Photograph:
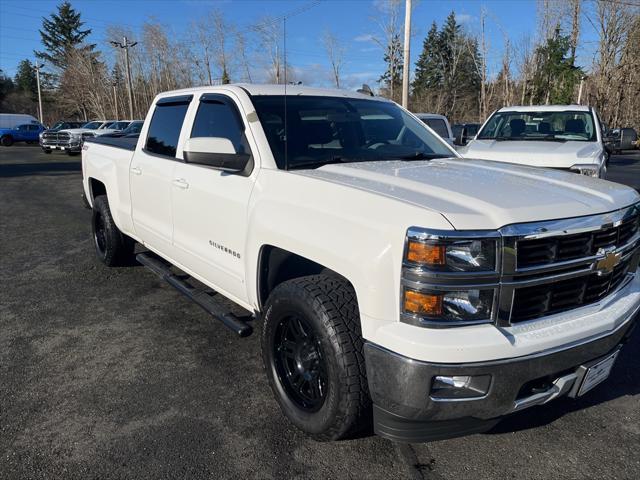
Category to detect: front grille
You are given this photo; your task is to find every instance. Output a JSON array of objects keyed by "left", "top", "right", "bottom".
[
  {"left": 41, "top": 131, "right": 72, "bottom": 146},
  {"left": 517, "top": 212, "right": 640, "bottom": 268},
  {"left": 511, "top": 259, "right": 632, "bottom": 322}
]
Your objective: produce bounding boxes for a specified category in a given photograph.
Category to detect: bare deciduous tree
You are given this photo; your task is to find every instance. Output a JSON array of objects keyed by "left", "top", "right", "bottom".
[{"left": 322, "top": 31, "right": 345, "bottom": 88}]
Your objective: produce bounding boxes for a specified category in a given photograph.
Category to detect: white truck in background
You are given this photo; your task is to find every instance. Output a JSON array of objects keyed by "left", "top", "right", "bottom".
[
  {"left": 459, "top": 105, "right": 609, "bottom": 177},
  {"left": 82, "top": 84, "right": 640, "bottom": 443}
]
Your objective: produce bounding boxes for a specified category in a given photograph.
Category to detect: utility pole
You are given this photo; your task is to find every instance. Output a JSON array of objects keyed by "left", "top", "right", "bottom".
[
  {"left": 33, "top": 62, "right": 44, "bottom": 123},
  {"left": 577, "top": 75, "right": 586, "bottom": 105},
  {"left": 110, "top": 37, "right": 137, "bottom": 119},
  {"left": 401, "top": 0, "right": 412, "bottom": 108}
]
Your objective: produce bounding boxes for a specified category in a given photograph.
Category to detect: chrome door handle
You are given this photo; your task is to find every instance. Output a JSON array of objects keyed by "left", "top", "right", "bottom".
[
  {"left": 172, "top": 178, "right": 189, "bottom": 189},
  {"left": 130, "top": 166, "right": 142, "bottom": 175}
]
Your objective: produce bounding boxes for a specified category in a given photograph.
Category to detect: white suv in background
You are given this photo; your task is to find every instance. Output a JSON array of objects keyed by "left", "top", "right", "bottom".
[{"left": 459, "top": 105, "right": 608, "bottom": 177}]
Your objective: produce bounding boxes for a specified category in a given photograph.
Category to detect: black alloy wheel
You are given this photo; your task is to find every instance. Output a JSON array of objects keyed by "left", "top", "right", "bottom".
[{"left": 273, "top": 313, "right": 328, "bottom": 412}]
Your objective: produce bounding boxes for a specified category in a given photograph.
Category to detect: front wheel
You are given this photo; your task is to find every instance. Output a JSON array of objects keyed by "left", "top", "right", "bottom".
[
  {"left": 261, "top": 274, "right": 371, "bottom": 441},
  {"left": 1, "top": 135, "right": 13, "bottom": 147},
  {"left": 91, "top": 195, "right": 134, "bottom": 266}
]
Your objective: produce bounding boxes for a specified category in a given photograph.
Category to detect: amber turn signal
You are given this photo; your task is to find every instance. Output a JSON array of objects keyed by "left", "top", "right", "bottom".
[
  {"left": 407, "top": 241, "right": 446, "bottom": 265},
  {"left": 404, "top": 290, "right": 443, "bottom": 316}
]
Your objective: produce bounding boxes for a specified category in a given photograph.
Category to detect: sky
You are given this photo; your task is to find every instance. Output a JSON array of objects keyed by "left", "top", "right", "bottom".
[{"left": 0, "top": 0, "right": 602, "bottom": 90}]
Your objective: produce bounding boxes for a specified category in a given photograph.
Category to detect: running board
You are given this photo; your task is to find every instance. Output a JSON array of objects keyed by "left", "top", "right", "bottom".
[{"left": 136, "top": 252, "right": 253, "bottom": 337}]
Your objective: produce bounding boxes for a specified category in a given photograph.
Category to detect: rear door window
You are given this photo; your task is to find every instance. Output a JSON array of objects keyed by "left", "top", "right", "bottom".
[
  {"left": 424, "top": 118, "right": 449, "bottom": 138},
  {"left": 145, "top": 95, "right": 192, "bottom": 157}
]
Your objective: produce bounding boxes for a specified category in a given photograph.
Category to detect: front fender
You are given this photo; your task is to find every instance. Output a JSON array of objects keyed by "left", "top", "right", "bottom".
[{"left": 244, "top": 169, "right": 452, "bottom": 341}]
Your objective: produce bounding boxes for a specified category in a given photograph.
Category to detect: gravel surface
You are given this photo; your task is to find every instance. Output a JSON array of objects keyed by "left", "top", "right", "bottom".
[{"left": 1, "top": 146, "right": 639, "bottom": 479}]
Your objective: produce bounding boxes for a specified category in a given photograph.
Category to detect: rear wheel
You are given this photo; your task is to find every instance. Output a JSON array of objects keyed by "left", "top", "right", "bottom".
[
  {"left": 91, "top": 195, "right": 134, "bottom": 266},
  {"left": 1, "top": 135, "right": 13, "bottom": 147},
  {"left": 261, "top": 274, "right": 371, "bottom": 441}
]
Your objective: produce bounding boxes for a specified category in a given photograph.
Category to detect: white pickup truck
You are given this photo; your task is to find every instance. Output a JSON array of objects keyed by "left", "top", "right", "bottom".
[
  {"left": 459, "top": 105, "right": 609, "bottom": 177},
  {"left": 82, "top": 84, "right": 640, "bottom": 443}
]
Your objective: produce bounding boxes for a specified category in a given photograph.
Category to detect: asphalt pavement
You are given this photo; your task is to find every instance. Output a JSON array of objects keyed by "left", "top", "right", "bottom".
[{"left": 1, "top": 145, "right": 639, "bottom": 480}]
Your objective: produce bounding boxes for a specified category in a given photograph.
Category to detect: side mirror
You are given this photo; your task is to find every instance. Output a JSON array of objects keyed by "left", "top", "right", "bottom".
[{"left": 183, "top": 137, "right": 250, "bottom": 172}]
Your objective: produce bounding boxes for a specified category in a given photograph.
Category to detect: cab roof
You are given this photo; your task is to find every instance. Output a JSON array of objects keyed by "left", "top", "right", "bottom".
[
  {"left": 153, "top": 83, "right": 392, "bottom": 102},
  {"left": 498, "top": 105, "right": 591, "bottom": 113}
]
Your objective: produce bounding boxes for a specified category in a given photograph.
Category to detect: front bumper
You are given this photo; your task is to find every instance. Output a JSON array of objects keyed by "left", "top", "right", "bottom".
[
  {"left": 365, "top": 307, "right": 638, "bottom": 443},
  {"left": 40, "top": 140, "right": 82, "bottom": 152}
]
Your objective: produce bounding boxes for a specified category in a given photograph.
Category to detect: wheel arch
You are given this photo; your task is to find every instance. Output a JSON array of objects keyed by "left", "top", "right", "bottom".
[
  {"left": 256, "top": 245, "right": 358, "bottom": 313},
  {"left": 88, "top": 177, "right": 107, "bottom": 205}
]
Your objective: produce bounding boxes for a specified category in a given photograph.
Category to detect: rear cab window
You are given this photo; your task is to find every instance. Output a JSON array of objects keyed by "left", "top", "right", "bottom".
[{"left": 145, "top": 95, "right": 193, "bottom": 157}]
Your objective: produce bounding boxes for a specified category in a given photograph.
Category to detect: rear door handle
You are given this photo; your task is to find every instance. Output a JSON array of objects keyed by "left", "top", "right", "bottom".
[
  {"left": 130, "top": 166, "right": 142, "bottom": 175},
  {"left": 172, "top": 178, "right": 189, "bottom": 189}
]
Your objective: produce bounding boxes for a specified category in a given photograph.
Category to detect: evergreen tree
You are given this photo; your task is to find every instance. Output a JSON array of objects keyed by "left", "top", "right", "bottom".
[
  {"left": 14, "top": 60, "right": 38, "bottom": 96},
  {"left": 410, "top": 11, "right": 481, "bottom": 119},
  {"left": 413, "top": 22, "right": 441, "bottom": 94},
  {"left": 379, "top": 33, "right": 403, "bottom": 100},
  {"left": 35, "top": 1, "right": 94, "bottom": 69},
  {"left": 531, "top": 27, "right": 582, "bottom": 104},
  {"left": 0, "top": 69, "right": 15, "bottom": 108}
]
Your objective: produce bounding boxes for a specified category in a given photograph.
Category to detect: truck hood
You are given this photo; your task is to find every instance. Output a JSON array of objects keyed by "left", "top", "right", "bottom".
[
  {"left": 460, "top": 139, "right": 602, "bottom": 168},
  {"left": 295, "top": 159, "right": 639, "bottom": 230},
  {"left": 61, "top": 128, "right": 104, "bottom": 135}
]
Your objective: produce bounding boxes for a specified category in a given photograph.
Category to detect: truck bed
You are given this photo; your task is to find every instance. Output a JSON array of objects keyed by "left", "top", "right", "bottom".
[{"left": 84, "top": 135, "right": 138, "bottom": 151}]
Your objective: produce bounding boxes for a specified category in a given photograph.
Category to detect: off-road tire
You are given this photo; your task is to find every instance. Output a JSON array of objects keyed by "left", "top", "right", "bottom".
[
  {"left": 91, "top": 195, "right": 135, "bottom": 266},
  {"left": 261, "top": 274, "right": 371, "bottom": 441}
]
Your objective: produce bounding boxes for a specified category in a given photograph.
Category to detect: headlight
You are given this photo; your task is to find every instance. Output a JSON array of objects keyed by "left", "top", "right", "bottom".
[
  {"left": 406, "top": 238, "right": 497, "bottom": 272},
  {"left": 403, "top": 288, "right": 495, "bottom": 322},
  {"left": 402, "top": 229, "right": 500, "bottom": 326},
  {"left": 570, "top": 164, "right": 599, "bottom": 177}
]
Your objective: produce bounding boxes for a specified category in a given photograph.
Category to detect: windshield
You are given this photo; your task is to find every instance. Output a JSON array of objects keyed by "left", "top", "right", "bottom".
[
  {"left": 478, "top": 110, "right": 596, "bottom": 142},
  {"left": 252, "top": 96, "right": 453, "bottom": 169},
  {"left": 108, "top": 121, "right": 130, "bottom": 130},
  {"left": 82, "top": 121, "right": 103, "bottom": 130},
  {"left": 123, "top": 121, "right": 143, "bottom": 134}
]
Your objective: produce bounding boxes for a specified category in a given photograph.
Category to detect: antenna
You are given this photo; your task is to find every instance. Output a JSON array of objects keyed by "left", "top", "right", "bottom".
[{"left": 283, "top": 17, "right": 288, "bottom": 170}]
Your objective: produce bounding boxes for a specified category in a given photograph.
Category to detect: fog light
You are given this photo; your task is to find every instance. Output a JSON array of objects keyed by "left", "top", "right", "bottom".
[{"left": 430, "top": 375, "right": 491, "bottom": 400}]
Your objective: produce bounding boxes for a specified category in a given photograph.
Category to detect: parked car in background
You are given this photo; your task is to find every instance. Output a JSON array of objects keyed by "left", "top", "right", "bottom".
[
  {"left": 0, "top": 123, "right": 46, "bottom": 146},
  {"left": 41, "top": 120, "right": 116, "bottom": 155},
  {"left": 415, "top": 113, "right": 454, "bottom": 146},
  {"left": 459, "top": 105, "right": 608, "bottom": 178},
  {"left": 94, "top": 120, "right": 135, "bottom": 137},
  {"left": 100, "top": 120, "right": 144, "bottom": 138},
  {"left": 610, "top": 128, "right": 638, "bottom": 153},
  {"left": 452, "top": 123, "right": 480, "bottom": 146},
  {"left": 0, "top": 113, "right": 40, "bottom": 129}
]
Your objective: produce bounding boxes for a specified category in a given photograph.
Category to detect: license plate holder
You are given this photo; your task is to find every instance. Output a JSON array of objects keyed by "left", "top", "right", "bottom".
[{"left": 575, "top": 351, "right": 619, "bottom": 397}]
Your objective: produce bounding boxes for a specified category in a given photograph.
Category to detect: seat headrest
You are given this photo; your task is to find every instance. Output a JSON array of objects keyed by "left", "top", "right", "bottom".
[
  {"left": 509, "top": 119, "right": 526, "bottom": 136},
  {"left": 565, "top": 119, "right": 585, "bottom": 134},
  {"left": 538, "top": 122, "right": 551, "bottom": 134}
]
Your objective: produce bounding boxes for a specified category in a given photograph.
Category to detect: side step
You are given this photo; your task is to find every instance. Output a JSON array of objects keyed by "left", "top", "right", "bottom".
[{"left": 136, "top": 252, "right": 253, "bottom": 337}]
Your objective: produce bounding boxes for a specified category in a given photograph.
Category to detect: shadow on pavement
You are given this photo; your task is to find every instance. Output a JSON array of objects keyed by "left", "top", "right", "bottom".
[
  {"left": 487, "top": 328, "right": 640, "bottom": 435},
  {"left": 0, "top": 161, "right": 82, "bottom": 177}
]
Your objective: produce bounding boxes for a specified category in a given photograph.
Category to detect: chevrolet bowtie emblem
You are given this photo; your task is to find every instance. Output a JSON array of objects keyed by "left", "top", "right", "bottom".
[{"left": 595, "top": 250, "right": 621, "bottom": 275}]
